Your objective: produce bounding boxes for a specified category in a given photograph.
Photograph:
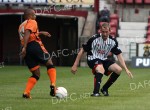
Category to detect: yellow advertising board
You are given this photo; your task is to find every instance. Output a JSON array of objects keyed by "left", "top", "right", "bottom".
[{"left": 47, "top": 0, "right": 94, "bottom": 5}]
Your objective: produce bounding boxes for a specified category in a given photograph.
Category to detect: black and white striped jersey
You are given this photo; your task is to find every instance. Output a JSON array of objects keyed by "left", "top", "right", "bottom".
[{"left": 82, "top": 34, "right": 122, "bottom": 61}]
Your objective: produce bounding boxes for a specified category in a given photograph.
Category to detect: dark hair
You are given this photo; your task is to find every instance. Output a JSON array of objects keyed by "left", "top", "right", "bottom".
[{"left": 24, "top": 8, "right": 35, "bottom": 19}]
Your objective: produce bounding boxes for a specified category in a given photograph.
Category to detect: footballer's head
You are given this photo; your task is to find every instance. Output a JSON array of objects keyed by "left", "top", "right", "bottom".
[
  {"left": 100, "top": 22, "right": 110, "bottom": 40},
  {"left": 24, "top": 8, "right": 36, "bottom": 20}
]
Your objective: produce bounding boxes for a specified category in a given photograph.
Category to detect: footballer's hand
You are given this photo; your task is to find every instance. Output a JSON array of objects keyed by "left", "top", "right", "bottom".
[
  {"left": 71, "top": 65, "right": 77, "bottom": 75},
  {"left": 125, "top": 69, "right": 133, "bottom": 79},
  {"left": 20, "top": 47, "right": 26, "bottom": 58},
  {"left": 41, "top": 32, "right": 51, "bottom": 37}
]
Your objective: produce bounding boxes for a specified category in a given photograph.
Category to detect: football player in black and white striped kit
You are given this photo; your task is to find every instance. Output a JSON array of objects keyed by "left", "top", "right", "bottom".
[{"left": 71, "top": 22, "right": 133, "bottom": 96}]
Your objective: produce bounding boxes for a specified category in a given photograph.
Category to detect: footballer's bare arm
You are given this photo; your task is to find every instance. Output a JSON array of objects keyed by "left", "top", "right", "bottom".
[
  {"left": 38, "top": 31, "right": 51, "bottom": 37},
  {"left": 71, "top": 48, "right": 84, "bottom": 74}
]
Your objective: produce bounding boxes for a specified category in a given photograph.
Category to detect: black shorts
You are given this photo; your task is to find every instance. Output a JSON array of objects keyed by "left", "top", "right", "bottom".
[
  {"left": 24, "top": 41, "right": 50, "bottom": 71},
  {"left": 87, "top": 59, "right": 115, "bottom": 76}
]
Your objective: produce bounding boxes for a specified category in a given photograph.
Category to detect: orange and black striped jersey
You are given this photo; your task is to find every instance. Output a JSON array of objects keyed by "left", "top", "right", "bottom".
[{"left": 18, "top": 19, "right": 41, "bottom": 46}]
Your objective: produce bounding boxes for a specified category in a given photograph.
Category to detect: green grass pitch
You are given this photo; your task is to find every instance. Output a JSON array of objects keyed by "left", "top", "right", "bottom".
[{"left": 0, "top": 66, "right": 150, "bottom": 110}]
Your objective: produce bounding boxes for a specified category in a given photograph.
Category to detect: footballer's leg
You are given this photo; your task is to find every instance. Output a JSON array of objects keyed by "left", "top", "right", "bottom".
[
  {"left": 23, "top": 67, "right": 40, "bottom": 99},
  {"left": 91, "top": 64, "right": 104, "bottom": 96},
  {"left": 37, "top": 50, "right": 56, "bottom": 97},
  {"left": 23, "top": 42, "right": 41, "bottom": 99},
  {"left": 34, "top": 42, "right": 57, "bottom": 97},
  {"left": 101, "top": 63, "right": 122, "bottom": 96},
  {"left": 88, "top": 59, "right": 104, "bottom": 97},
  {"left": 46, "top": 59, "right": 56, "bottom": 97}
]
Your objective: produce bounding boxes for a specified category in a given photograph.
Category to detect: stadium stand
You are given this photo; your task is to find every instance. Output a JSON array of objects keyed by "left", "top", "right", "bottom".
[
  {"left": 147, "top": 23, "right": 150, "bottom": 30},
  {"left": 110, "top": 14, "right": 119, "bottom": 37},
  {"left": 118, "top": 22, "right": 147, "bottom": 61},
  {"left": 110, "top": 19, "right": 118, "bottom": 27},
  {"left": 148, "top": 16, "right": 150, "bottom": 22},
  {"left": 146, "top": 35, "right": 150, "bottom": 42},
  {"left": 126, "top": 0, "right": 134, "bottom": 4},
  {"left": 146, "top": 35, "right": 150, "bottom": 43},
  {"left": 110, "top": 13, "right": 119, "bottom": 20},
  {"left": 135, "top": 0, "right": 143, "bottom": 4},
  {"left": 146, "top": 16, "right": 150, "bottom": 42},
  {"left": 144, "top": 0, "right": 150, "bottom": 4},
  {"left": 110, "top": 27, "right": 117, "bottom": 37},
  {"left": 97, "top": 13, "right": 119, "bottom": 38},
  {"left": 145, "top": 31, "right": 150, "bottom": 43},
  {"left": 110, "top": 21, "right": 117, "bottom": 27},
  {"left": 116, "top": 0, "right": 125, "bottom": 4},
  {"left": 116, "top": 0, "right": 147, "bottom": 4},
  {"left": 146, "top": 29, "right": 150, "bottom": 36},
  {"left": 117, "top": 22, "right": 147, "bottom": 61}
]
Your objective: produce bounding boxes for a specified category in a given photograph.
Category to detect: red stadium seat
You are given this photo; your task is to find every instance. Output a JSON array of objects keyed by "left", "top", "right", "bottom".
[
  {"left": 110, "top": 27, "right": 117, "bottom": 37},
  {"left": 126, "top": 0, "right": 134, "bottom": 4},
  {"left": 145, "top": 37, "right": 150, "bottom": 43},
  {"left": 145, "top": 40, "right": 150, "bottom": 43},
  {"left": 148, "top": 16, "right": 150, "bottom": 22},
  {"left": 110, "top": 14, "right": 119, "bottom": 26},
  {"left": 144, "top": 0, "right": 150, "bottom": 4},
  {"left": 146, "top": 35, "right": 150, "bottom": 38},
  {"left": 146, "top": 30, "right": 150, "bottom": 35},
  {"left": 110, "top": 32, "right": 116, "bottom": 38},
  {"left": 111, "top": 27, "right": 117, "bottom": 32},
  {"left": 110, "top": 21, "right": 117, "bottom": 27},
  {"left": 116, "top": 0, "right": 125, "bottom": 4},
  {"left": 110, "top": 19, "right": 118, "bottom": 26},
  {"left": 147, "top": 23, "right": 150, "bottom": 30},
  {"left": 110, "top": 14, "right": 119, "bottom": 20},
  {"left": 135, "top": 0, "right": 143, "bottom": 4}
]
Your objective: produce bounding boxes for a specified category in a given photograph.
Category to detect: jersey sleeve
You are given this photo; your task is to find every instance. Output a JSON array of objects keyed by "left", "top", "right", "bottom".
[
  {"left": 111, "top": 38, "right": 122, "bottom": 55},
  {"left": 82, "top": 37, "right": 93, "bottom": 52},
  {"left": 25, "top": 20, "right": 37, "bottom": 33}
]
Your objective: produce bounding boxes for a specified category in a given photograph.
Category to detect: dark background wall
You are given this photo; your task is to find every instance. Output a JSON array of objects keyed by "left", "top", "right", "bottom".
[{"left": 0, "top": 22, "right": 3, "bottom": 63}]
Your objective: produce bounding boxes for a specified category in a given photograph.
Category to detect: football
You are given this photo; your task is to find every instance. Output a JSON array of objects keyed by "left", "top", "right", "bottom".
[{"left": 55, "top": 87, "right": 68, "bottom": 99}]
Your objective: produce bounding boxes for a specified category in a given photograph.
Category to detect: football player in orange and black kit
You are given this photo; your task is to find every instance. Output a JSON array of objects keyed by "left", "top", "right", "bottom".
[{"left": 18, "top": 8, "right": 56, "bottom": 99}]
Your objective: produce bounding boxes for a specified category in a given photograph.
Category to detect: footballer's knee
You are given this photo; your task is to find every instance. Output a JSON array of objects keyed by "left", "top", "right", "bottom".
[
  {"left": 32, "top": 69, "right": 40, "bottom": 80},
  {"left": 31, "top": 73, "right": 40, "bottom": 80},
  {"left": 109, "top": 64, "right": 122, "bottom": 75},
  {"left": 95, "top": 64, "right": 105, "bottom": 74},
  {"left": 46, "top": 59, "right": 53, "bottom": 66},
  {"left": 115, "top": 67, "right": 122, "bottom": 75}
]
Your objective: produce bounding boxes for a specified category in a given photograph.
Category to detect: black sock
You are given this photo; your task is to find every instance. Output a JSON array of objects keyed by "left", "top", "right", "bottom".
[
  {"left": 102, "top": 72, "right": 120, "bottom": 90},
  {"left": 93, "top": 72, "right": 103, "bottom": 94}
]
